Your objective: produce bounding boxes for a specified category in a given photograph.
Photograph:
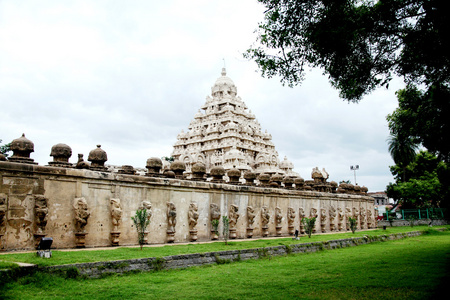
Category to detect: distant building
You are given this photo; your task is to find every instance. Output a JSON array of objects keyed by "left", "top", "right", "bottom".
[{"left": 369, "top": 192, "right": 389, "bottom": 206}]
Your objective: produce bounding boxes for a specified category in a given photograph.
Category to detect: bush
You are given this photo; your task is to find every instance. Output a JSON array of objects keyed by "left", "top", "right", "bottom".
[
  {"left": 302, "top": 217, "right": 317, "bottom": 238},
  {"left": 131, "top": 208, "right": 151, "bottom": 250}
]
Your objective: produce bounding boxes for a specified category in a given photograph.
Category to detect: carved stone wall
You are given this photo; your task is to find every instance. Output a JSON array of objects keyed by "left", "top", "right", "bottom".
[{"left": 0, "top": 161, "right": 375, "bottom": 250}]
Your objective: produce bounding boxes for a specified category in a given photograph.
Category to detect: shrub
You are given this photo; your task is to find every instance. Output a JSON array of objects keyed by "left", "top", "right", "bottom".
[
  {"left": 302, "top": 217, "right": 317, "bottom": 238},
  {"left": 348, "top": 217, "right": 357, "bottom": 233},
  {"left": 131, "top": 208, "right": 151, "bottom": 250}
]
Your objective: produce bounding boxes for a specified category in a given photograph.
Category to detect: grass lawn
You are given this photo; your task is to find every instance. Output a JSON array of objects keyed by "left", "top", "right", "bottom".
[
  {"left": 0, "top": 225, "right": 447, "bottom": 267},
  {"left": 1, "top": 228, "right": 449, "bottom": 299}
]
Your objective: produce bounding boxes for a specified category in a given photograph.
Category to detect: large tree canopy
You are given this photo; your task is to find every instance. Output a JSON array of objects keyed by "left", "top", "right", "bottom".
[{"left": 245, "top": 0, "right": 449, "bottom": 102}]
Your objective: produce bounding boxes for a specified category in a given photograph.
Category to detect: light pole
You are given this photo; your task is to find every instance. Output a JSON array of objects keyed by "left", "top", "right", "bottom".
[{"left": 350, "top": 165, "right": 359, "bottom": 185}]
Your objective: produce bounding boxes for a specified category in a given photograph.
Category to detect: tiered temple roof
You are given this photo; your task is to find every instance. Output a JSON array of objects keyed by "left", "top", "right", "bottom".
[{"left": 172, "top": 68, "right": 298, "bottom": 176}]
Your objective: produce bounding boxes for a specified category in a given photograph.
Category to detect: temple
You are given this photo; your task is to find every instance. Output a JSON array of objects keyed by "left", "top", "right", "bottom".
[{"left": 172, "top": 68, "right": 298, "bottom": 177}]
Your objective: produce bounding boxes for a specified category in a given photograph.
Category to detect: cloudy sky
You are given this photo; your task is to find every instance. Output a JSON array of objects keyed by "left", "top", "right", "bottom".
[{"left": 0, "top": 0, "right": 404, "bottom": 192}]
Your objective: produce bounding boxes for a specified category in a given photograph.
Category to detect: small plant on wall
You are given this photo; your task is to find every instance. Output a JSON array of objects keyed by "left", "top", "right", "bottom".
[
  {"left": 222, "top": 216, "right": 230, "bottom": 245},
  {"left": 302, "top": 217, "right": 316, "bottom": 238},
  {"left": 131, "top": 208, "right": 151, "bottom": 250},
  {"left": 211, "top": 219, "right": 219, "bottom": 237},
  {"left": 348, "top": 217, "right": 357, "bottom": 233}
]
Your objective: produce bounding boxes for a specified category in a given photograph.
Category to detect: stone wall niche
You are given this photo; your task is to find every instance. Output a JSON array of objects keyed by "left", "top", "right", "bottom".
[
  {"left": 34, "top": 195, "right": 48, "bottom": 248},
  {"left": 228, "top": 204, "right": 239, "bottom": 239},
  {"left": 74, "top": 197, "right": 90, "bottom": 247},
  {"left": 188, "top": 202, "right": 199, "bottom": 241},
  {"left": 166, "top": 202, "right": 176, "bottom": 243},
  {"left": 110, "top": 198, "right": 122, "bottom": 246}
]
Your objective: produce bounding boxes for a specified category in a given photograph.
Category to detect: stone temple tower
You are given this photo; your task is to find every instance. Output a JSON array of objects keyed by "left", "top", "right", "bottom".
[{"left": 172, "top": 68, "right": 298, "bottom": 177}]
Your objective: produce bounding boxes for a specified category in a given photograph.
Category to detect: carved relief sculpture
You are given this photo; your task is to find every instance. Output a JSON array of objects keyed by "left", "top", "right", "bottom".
[
  {"left": 74, "top": 197, "right": 90, "bottom": 247},
  {"left": 345, "top": 207, "right": 352, "bottom": 231},
  {"left": 309, "top": 207, "right": 318, "bottom": 233},
  {"left": 188, "top": 202, "right": 199, "bottom": 241},
  {"left": 228, "top": 204, "right": 240, "bottom": 239},
  {"left": 110, "top": 198, "right": 122, "bottom": 246},
  {"left": 166, "top": 202, "right": 177, "bottom": 242},
  {"left": 320, "top": 208, "right": 327, "bottom": 233},
  {"left": 261, "top": 206, "right": 270, "bottom": 237},
  {"left": 246, "top": 206, "right": 255, "bottom": 238},
  {"left": 140, "top": 201, "right": 152, "bottom": 244},
  {"left": 367, "top": 208, "right": 373, "bottom": 229},
  {"left": 34, "top": 195, "right": 48, "bottom": 248},
  {"left": 360, "top": 207, "right": 366, "bottom": 229},
  {"left": 338, "top": 207, "right": 345, "bottom": 231},
  {"left": 352, "top": 206, "right": 360, "bottom": 230},
  {"left": 329, "top": 206, "right": 336, "bottom": 231},
  {"left": 210, "top": 203, "right": 221, "bottom": 240},
  {"left": 287, "top": 207, "right": 296, "bottom": 235},
  {"left": 275, "top": 207, "right": 283, "bottom": 235},
  {"left": 299, "top": 207, "right": 305, "bottom": 234}
]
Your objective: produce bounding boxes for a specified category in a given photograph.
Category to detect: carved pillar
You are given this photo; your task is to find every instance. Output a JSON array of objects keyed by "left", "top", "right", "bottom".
[
  {"left": 210, "top": 203, "right": 220, "bottom": 240},
  {"left": 188, "top": 203, "right": 199, "bottom": 241},
  {"left": 228, "top": 204, "right": 239, "bottom": 239},
  {"left": 110, "top": 198, "right": 122, "bottom": 246},
  {"left": 74, "top": 197, "right": 90, "bottom": 247},
  {"left": 320, "top": 208, "right": 327, "bottom": 233},
  {"left": 287, "top": 207, "right": 295, "bottom": 235},
  {"left": 261, "top": 206, "right": 270, "bottom": 237},
  {"left": 166, "top": 202, "right": 176, "bottom": 243},
  {"left": 275, "top": 207, "right": 282, "bottom": 235},
  {"left": 329, "top": 206, "right": 336, "bottom": 231},
  {"left": 0, "top": 194, "right": 6, "bottom": 250},
  {"left": 299, "top": 208, "right": 305, "bottom": 234},
  {"left": 246, "top": 206, "right": 255, "bottom": 238}
]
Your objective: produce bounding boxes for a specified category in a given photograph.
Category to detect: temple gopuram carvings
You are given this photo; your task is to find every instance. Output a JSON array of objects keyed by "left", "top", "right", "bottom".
[{"left": 0, "top": 70, "right": 375, "bottom": 251}]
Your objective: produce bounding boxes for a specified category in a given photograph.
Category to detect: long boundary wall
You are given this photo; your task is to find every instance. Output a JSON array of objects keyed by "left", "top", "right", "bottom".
[{"left": 0, "top": 161, "right": 375, "bottom": 250}]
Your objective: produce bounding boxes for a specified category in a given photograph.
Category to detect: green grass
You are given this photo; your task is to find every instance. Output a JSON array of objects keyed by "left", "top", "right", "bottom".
[
  {"left": 0, "top": 225, "right": 447, "bottom": 267},
  {"left": 1, "top": 228, "right": 449, "bottom": 299}
]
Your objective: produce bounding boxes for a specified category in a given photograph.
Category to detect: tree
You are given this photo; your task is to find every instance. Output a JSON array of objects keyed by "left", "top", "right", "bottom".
[
  {"left": 387, "top": 132, "right": 418, "bottom": 182},
  {"left": 0, "top": 139, "right": 11, "bottom": 157},
  {"left": 245, "top": 0, "right": 449, "bottom": 102},
  {"left": 386, "top": 151, "right": 445, "bottom": 208},
  {"left": 301, "top": 216, "right": 316, "bottom": 238}
]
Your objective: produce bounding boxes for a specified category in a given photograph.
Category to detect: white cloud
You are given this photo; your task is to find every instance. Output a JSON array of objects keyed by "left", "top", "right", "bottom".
[{"left": 0, "top": 0, "right": 402, "bottom": 192}]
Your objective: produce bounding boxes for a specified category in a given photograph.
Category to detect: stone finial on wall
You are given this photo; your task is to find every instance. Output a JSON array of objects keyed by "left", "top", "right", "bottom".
[
  {"left": 76, "top": 154, "right": 90, "bottom": 169},
  {"left": 275, "top": 207, "right": 282, "bottom": 235},
  {"left": 188, "top": 202, "right": 199, "bottom": 241},
  {"left": 49, "top": 143, "right": 72, "bottom": 168},
  {"left": 146, "top": 157, "right": 163, "bottom": 177},
  {"left": 166, "top": 202, "right": 177, "bottom": 243},
  {"left": 74, "top": 197, "right": 90, "bottom": 247},
  {"left": 261, "top": 206, "right": 270, "bottom": 237},
  {"left": 170, "top": 160, "right": 186, "bottom": 179},
  {"left": 246, "top": 206, "right": 255, "bottom": 238},
  {"left": 287, "top": 207, "right": 295, "bottom": 235},
  {"left": 88, "top": 145, "right": 108, "bottom": 171},
  {"left": 8, "top": 133, "right": 37, "bottom": 164},
  {"left": 210, "top": 203, "right": 221, "bottom": 240},
  {"left": 110, "top": 198, "right": 122, "bottom": 246},
  {"left": 228, "top": 204, "right": 239, "bottom": 239}
]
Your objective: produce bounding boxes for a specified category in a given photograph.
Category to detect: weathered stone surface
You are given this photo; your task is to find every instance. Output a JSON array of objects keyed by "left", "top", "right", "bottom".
[{"left": 0, "top": 161, "right": 375, "bottom": 250}]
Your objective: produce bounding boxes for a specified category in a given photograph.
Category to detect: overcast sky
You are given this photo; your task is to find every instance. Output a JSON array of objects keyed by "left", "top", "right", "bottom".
[{"left": 0, "top": 0, "right": 404, "bottom": 192}]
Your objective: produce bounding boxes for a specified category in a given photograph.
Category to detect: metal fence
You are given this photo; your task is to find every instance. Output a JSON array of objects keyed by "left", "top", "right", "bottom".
[{"left": 385, "top": 208, "right": 446, "bottom": 220}]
